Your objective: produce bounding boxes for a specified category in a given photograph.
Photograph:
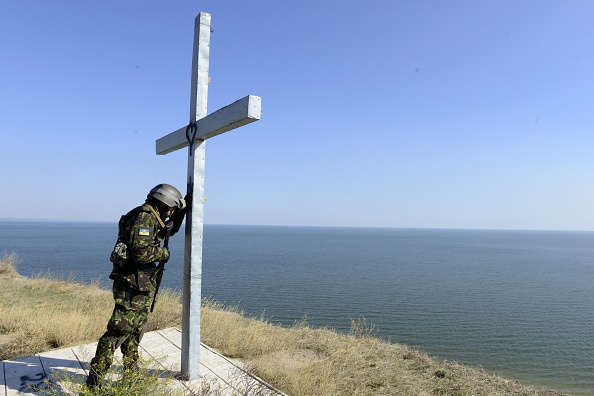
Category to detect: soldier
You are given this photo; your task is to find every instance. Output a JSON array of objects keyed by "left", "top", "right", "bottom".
[{"left": 85, "top": 184, "right": 190, "bottom": 389}]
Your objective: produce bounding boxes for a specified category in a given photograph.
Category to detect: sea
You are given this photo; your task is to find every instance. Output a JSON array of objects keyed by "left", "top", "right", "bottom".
[{"left": 1, "top": 220, "right": 593, "bottom": 395}]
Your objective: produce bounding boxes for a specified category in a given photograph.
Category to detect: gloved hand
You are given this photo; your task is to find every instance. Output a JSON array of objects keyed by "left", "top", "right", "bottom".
[
  {"left": 184, "top": 193, "right": 193, "bottom": 211},
  {"left": 160, "top": 247, "right": 170, "bottom": 264}
]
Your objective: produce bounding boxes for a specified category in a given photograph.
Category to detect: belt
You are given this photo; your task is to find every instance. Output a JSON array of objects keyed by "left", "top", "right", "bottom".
[{"left": 136, "top": 262, "right": 157, "bottom": 271}]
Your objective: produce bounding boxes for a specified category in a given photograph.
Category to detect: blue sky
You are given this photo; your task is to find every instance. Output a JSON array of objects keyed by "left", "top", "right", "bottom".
[{"left": 1, "top": 1, "right": 593, "bottom": 230}]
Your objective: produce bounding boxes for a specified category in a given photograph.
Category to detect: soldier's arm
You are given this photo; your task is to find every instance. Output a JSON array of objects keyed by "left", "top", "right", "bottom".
[
  {"left": 169, "top": 208, "right": 186, "bottom": 236},
  {"left": 169, "top": 193, "right": 191, "bottom": 237},
  {"left": 128, "top": 211, "right": 169, "bottom": 264}
]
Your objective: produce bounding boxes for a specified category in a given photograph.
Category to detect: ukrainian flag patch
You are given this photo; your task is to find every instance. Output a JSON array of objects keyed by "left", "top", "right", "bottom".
[{"left": 139, "top": 228, "right": 150, "bottom": 236}]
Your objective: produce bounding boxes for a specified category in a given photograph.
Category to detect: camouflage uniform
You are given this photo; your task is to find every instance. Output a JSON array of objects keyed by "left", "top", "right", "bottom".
[{"left": 87, "top": 200, "right": 184, "bottom": 384}]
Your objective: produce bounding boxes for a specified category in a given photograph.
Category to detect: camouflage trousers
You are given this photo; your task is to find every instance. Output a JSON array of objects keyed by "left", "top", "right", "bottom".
[{"left": 88, "top": 273, "right": 155, "bottom": 378}]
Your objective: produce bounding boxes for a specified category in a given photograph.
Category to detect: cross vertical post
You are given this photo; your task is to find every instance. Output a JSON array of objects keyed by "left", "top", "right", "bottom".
[
  {"left": 181, "top": 11, "right": 210, "bottom": 381},
  {"left": 155, "top": 11, "right": 261, "bottom": 382}
]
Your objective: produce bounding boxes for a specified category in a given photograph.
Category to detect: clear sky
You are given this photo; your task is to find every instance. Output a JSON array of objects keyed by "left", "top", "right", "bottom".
[{"left": 1, "top": 1, "right": 593, "bottom": 230}]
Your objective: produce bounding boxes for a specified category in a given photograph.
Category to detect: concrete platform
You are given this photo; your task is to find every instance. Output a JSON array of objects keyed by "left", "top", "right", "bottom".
[{"left": 0, "top": 327, "right": 285, "bottom": 395}]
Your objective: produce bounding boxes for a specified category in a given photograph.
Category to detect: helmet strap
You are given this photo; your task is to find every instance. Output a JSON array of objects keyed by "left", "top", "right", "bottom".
[{"left": 144, "top": 198, "right": 167, "bottom": 228}]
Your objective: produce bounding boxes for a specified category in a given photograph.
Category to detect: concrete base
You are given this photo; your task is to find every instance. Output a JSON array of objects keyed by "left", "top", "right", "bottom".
[{"left": 0, "top": 327, "right": 284, "bottom": 395}]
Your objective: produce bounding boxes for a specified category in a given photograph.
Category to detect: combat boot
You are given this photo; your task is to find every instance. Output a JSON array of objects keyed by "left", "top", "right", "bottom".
[{"left": 84, "top": 371, "right": 101, "bottom": 389}]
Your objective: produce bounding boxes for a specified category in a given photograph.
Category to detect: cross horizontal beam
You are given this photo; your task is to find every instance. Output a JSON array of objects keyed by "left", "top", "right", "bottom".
[{"left": 156, "top": 95, "right": 262, "bottom": 155}]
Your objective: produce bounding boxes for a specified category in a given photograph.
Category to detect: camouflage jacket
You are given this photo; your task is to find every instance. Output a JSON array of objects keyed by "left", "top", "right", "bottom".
[
  {"left": 108, "top": 201, "right": 186, "bottom": 293},
  {"left": 124, "top": 203, "right": 168, "bottom": 265},
  {"left": 115, "top": 202, "right": 185, "bottom": 267}
]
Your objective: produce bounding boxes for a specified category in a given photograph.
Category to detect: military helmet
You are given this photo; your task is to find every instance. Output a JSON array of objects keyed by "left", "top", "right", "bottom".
[{"left": 148, "top": 184, "right": 185, "bottom": 209}]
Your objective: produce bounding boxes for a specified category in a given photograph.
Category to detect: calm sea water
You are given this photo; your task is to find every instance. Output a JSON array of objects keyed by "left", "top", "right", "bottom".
[{"left": 1, "top": 220, "right": 593, "bottom": 395}]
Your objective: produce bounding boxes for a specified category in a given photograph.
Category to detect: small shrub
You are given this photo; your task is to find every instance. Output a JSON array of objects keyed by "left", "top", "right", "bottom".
[
  {"left": 36, "top": 357, "right": 183, "bottom": 396},
  {"left": 0, "top": 251, "right": 21, "bottom": 276}
]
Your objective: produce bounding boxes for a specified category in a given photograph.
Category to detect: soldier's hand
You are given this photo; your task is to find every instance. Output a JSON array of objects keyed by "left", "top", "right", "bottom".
[
  {"left": 160, "top": 247, "right": 170, "bottom": 263},
  {"left": 184, "top": 193, "right": 193, "bottom": 211}
]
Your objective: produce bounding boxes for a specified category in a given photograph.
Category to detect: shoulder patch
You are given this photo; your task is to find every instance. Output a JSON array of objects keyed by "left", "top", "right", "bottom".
[{"left": 138, "top": 228, "right": 151, "bottom": 236}]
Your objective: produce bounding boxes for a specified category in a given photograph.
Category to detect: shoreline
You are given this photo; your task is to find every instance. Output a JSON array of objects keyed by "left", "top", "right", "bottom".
[{"left": 0, "top": 253, "right": 572, "bottom": 395}]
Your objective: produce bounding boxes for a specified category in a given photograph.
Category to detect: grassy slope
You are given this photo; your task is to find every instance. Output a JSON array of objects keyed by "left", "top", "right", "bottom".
[{"left": 0, "top": 253, "right": 565, "bottom": 395}]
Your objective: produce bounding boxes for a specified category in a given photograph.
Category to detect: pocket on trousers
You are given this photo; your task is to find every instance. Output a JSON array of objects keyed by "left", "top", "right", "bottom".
[{"left": 135, "top": 271, "right": 155, "bottom": 292}]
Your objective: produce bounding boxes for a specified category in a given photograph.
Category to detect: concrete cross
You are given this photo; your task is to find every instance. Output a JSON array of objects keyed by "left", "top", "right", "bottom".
[{"left": 155, "top": 12, "right": 261, "bottom": 381}]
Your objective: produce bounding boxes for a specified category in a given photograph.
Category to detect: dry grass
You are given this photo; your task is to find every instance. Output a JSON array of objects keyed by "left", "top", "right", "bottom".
[
  {"left": 0, "top": 253, "right": 567, "bottom": 395},
  {"left": 0, "top": 251, "right": 181, "bottom": 360},
  {"left": 200, "top": 302, "right": 566, "bottom": 396},
  {"left": 0, "top": 251, "right": 21, "bottom": 276}
]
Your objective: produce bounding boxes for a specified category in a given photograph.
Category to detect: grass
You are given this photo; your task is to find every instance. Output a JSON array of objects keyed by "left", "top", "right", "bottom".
[
  {"left": 0, "top": 251, "right": 567, "bottom": 395},
  {"left": 0, "top": 251, "right": 181, "bottom": 360},
  {"left": 37, "top": 357, "right": 183, "bottom": 396}
]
